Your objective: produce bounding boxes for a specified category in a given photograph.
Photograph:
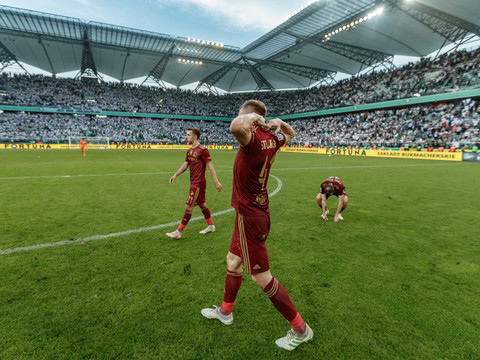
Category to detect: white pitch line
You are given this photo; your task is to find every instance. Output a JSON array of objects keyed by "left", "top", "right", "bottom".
[
  {"left": 0, "top": 169, "right": 232, "bottom": 180},
  {"left": 0, "top": 175, "right": 283, "bottom": 255}
]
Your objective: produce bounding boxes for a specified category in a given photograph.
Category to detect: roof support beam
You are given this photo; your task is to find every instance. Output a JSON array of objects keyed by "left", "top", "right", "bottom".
[
  {"left": 80, "top": 28, "right": 99, "bottom": 78},
  {"left": 386, "top": 0, "right": 480, "bottom": 42},
  {"left": 195, "top": 60, "right": 240, "bottom": 93},
  {"left": 433, "top": 33, "right": 477, "bottom": 60},
  {"left": 151, "top": 45, "right": 174, "bottom": 79},
  {"left": 120, "top": 49, "right": 130, "bottom": 82},
  {"left": 285, "top": 30, "right": 393, "bottom": 69},
  {"left": 242, "top": 57, "right": 273, "bottom": 91},
  {"left": 37, "top": 37, "right": 55, "bottom": 75},
  {"left": 318, "top": 40, "right": 393, "bottom": 69},
  {"left": 142, "top": 44, "right": 175, "bottom": 85},
  {"left": 0, "top": 40, "right": 28, "bottom": 73},
  {"left": 249, "top": 58, "right": 335, "bottom": 82}
]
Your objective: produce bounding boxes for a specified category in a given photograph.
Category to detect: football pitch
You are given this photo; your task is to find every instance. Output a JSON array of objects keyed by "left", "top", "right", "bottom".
[{"left": 1, "top": 149, "right": 479, "bottom": 360}]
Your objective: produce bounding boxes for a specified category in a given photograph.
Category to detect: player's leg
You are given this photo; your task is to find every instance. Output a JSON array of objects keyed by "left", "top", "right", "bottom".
[
  {"left": 201, "top": 214, "right": 245, "bottom": 323},
  {"left": 178, "top": 204, "right": 194, "bottom": 232},
  {"left": 316, "top": 192, "right": 329, "bottom": 217},
  {"left": 166, "top": 187, "right": 197, "bottom": 238},
  {"left": 246, "top": 215, "right": 312, "bottom": 350},
  {"left": 251, "top": 270, "right": 312, "bottom": 346},
  {"left": 220, "top": 251, "right": 243, "bottom": 313},
  {"left": 199, "top": 201, "right": 215, "bottom": 234},
  {"left": 338, "top": 194, "right": 348, "bottom": 221},
  {"left": 315, "top": 192, "right": 322, "bottom": 207},
  {"left": 201, "top": 252, "right": 243, "bottom": 324},
  {"left": 342, "top": 194, "right": 348, "bottom": 212}
]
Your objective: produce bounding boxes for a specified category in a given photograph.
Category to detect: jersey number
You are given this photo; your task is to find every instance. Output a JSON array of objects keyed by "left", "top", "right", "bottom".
[{"left": 258, "top": 155, "right": 276, "bottom": 190}]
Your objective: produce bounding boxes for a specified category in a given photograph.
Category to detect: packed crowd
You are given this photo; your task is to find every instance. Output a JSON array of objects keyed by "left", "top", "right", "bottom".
[
  {"left": 0, "top": 113, "right": 233, "bottom": 145},
  {"left": 1, "top": 99, "right": 478, "bottom": 149},
  {"left": 288, "top": 98, "right": 479, "bottom": 148},
  {"left": 0, "top": 48, "right": 479, "bottom": 117}
]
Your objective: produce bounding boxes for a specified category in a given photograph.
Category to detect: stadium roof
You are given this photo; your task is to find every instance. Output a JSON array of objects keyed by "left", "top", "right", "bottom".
[{"left": 0, "top": 0, "right": 479, "bottom": 93}]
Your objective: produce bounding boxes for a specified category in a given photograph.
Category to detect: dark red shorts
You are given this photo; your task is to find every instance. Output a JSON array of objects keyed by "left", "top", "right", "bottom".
[
  {"left": 229, "top": 213, "right": 271, "bottom": 274},
  {"left": 185, "top": 185, "right": 205, "bottom": 207}
]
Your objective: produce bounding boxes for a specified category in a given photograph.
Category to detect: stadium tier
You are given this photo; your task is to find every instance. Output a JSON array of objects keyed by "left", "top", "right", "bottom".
[
  {"left": 0, "top": 48, "right": 479, "bottom": 117},
  {"left": 0, "top": 48, "right": 479, "bottom": 149}
]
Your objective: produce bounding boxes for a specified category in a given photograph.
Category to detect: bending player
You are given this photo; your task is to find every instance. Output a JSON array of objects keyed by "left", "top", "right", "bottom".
[
  {"left": 201, "top": 100, "right": 313, "bottom": 351},
  {"left": 166, "top": 127, "right": 222, "bottom": 239},
  {"left": 316, "top": 176, "right": 348, "bottom": 222}
]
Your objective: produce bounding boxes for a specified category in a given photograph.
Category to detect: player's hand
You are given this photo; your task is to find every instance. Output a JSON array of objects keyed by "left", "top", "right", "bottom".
[
  {"left": 249, "top": 113, "right": 270, "bottom": 130},
  {"left": 215, "top": 180, "right": 223, "bottom": 192},
  {"left": 266, "top": 118, "right": 283, "bottom": 134},
  {"left": 322, "top": 213, "right": 328, "bottom": 221},
  {"left": 169, "top": 175, "right": 176, "bottom": 183},
  {"left": 334, "top": 215, "right": 340, "bottom": 223}
]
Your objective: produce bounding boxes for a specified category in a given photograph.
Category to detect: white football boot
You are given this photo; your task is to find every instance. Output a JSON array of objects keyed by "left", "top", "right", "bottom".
[
  {"left": 275, "top": 324, "right": 314, "bottom": 351},
  {"left": 201, "top": 305, "right": 233, "bottom": 325},
  {"left": 199, "top": 225, "right": 216, "bottom": 234}
]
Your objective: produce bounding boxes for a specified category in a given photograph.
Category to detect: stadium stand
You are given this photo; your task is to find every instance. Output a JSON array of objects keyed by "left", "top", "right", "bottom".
[
  {"left": 1, "top": 48, "right": 479, "bottom": 117},
  {"left": 0, "top": 48, "right": 479, "bottom": 149},
  {"left": 1, "top": 98, "right": 478, "bottom": 149}
]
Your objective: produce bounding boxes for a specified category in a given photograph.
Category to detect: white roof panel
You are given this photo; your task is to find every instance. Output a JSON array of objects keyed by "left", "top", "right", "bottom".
[{"left": 0, "top": 0, "right": 479, "bottom": 91}]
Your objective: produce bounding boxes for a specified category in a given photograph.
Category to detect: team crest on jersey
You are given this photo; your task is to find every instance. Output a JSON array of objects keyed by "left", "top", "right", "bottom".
[
  {"left": 255, "top": 194, "right": 267, "bottom": 205},
  {"left": 275, "top": 133, "right": 285, "bottom": 141}
]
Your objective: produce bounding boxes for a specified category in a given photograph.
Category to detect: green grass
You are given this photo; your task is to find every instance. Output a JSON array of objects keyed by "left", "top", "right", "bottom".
[{"left": 1, "top": 149, "right": 479, "bottom": 360}]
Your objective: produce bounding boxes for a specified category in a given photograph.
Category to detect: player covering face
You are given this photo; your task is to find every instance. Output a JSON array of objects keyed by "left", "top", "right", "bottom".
[{"left": 201, "top": 100, "right": 313, "bottom": 351}]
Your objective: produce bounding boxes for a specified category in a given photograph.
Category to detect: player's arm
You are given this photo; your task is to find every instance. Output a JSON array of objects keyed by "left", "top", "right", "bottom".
[
  {"left": 321, "top": 193, "right": 328, "bottom": 221},
  {"left": 230, "top": 113, "right": 269, "bottom": 147},
  {"left": 206, "top": 161, "right": 223, "bottom": 192},
  {"left": 334, "top": 195, "right": 345, "bottom": 222},
  {"left": 266, "top": 118, "right": 295, "bottom": 144},
  {"left": 169, "top": 161, "right": 188, "bottom": 183}
]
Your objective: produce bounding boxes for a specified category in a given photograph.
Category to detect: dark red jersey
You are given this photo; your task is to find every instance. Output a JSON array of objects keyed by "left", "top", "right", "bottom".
[
  {"left": 185, "top": 145, "right": 211, "bottom": 187},
  {"left": 320, "top": 176, "right": 346, "bottom": 198},
  {"left": 231, "top": 127, "right": 286, "bottom": 215}
]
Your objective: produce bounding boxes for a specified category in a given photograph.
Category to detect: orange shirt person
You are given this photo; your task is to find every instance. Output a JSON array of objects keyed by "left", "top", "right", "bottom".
[{"left": 80, "top": 138, "right": 87, "bottom": 157}]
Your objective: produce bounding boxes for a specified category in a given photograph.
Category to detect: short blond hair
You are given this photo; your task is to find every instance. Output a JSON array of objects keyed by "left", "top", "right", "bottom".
[{"left": 240, "top": 99, "right": 267, "bottom": 118}]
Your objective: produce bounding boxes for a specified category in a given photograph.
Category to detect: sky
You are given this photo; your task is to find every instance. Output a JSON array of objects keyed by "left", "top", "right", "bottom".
[
  {"left": 2, "top": 0, "right": 312, "bottom": 48},
  {"left": 2, "top": 0, "right": 479, "bottom": 86}
]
